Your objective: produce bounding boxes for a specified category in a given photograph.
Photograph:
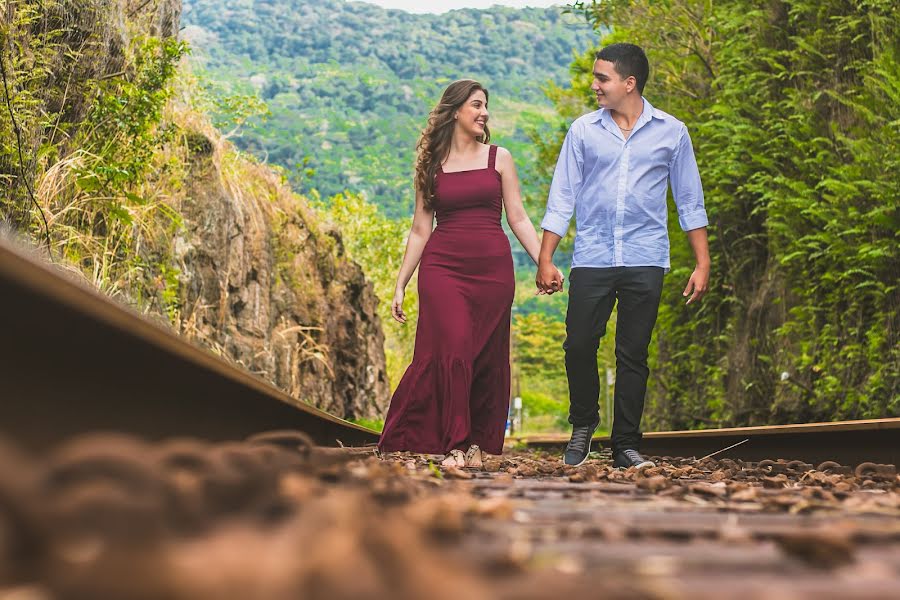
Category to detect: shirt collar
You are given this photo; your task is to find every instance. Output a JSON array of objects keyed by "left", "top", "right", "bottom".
[{"left": 588, "top": 97, "right": 661, "bottom": 127}]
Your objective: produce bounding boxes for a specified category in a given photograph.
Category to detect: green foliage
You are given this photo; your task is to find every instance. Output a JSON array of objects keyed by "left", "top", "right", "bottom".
[
  {"left": 63, "top": 35, "right": 189, "bottom": 320},
  {"left": 181, "top": 0, "right": 597, "bottom": 218},
  {"left": 78, "top": 36, "right": 188, "bottom": 194},
  {"left": 349, "top": 417, "right": 385, "bottom": 432},
  {"left": 190, "top": 69, "right": 271, "bottom": 137},
  {"left": 313, "top": 191, "right": 418, "bottom": 389},
  {"left": 1, "top": 1, "right": 190, "bottom": 320},
  {"left": 514, "top": 311, "right": 568, "bottom": 395},
  {"left": 513, "top": 306, "right": 618, "bottom": 431},
  {"left": 558, "top": 0, "right": 899, "bottom": 427},
  {"left": 1, "top": 0, "right": 114, "bottom": 229},
  {"left": 519, "top": 390, "right": 569, "bottom": 433}
]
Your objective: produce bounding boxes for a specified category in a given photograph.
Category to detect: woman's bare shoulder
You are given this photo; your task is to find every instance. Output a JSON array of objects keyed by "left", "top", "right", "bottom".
[{"left": 493, "top": 145, "right": 515, "bottom": 170}]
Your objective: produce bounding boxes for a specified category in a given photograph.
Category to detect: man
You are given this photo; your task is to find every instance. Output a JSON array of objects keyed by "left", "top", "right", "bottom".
[{"left": 536, "top": 43, "right": 710, "bottom": 469}]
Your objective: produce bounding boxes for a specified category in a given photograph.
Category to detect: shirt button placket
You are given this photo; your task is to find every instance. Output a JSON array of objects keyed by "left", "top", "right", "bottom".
[{"left": 614, "top": 144, "right": 629, "bottom": 266}]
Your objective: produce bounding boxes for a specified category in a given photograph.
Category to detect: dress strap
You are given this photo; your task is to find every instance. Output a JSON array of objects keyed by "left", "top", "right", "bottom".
[{"left": 488, "top": 144, "right": 498, "bottom": 170}]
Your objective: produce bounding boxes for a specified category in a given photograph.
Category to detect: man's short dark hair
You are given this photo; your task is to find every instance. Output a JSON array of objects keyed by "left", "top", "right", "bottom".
[{"left": 596, "top": 43, "right": 650, "bottom": 94}]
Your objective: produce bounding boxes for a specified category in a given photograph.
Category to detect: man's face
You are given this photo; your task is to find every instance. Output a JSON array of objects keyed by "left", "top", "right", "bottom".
[{"left": 590, "top": 59, "right": 634, "bottom": 110}]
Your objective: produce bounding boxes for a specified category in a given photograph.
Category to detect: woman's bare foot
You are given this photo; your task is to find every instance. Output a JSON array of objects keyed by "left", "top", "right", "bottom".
[
  {"left": 465, "top": 444, "right": 484, "bottom": 470},
  {"left": 441, "top": 449, "right": 466, "bottom": 468}
]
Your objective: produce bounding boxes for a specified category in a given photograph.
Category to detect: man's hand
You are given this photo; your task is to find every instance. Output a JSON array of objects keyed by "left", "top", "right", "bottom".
[
  {"left": 684, "top": 227, "right": 710, "bottom": 305},
  {"left": 536, "top": 261, "right": 564, "bottom": 295},
  {"left": 535, "top": 230, "right": 565, "bottom": 294},
  {"left": 683, "top": 264, "right": 709, "bottom": 305}
]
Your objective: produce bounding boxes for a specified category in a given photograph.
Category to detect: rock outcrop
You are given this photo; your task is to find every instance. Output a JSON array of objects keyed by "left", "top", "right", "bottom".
[
  {"left": 1, "top": 0, "right": 390, "bottom": 419},
  {"left": 175, "top": 124, "right": 390, "bottom": 419}
]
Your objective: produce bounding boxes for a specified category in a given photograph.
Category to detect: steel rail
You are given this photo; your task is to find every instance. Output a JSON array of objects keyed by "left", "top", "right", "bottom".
[
  {"left": 2, "top": 236, "right": 896, "bottom": 466},
  {"left": 517, "top": 418, "right": 900, "bottom": 467},
  {"left": 0, "top": 236, "right": 379, "bottom": 451}
]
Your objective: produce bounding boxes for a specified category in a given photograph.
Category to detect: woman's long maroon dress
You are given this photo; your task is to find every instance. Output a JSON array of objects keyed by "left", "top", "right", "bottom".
[{"left": 378, "top": 144, "right": 514, "bottom": 456}]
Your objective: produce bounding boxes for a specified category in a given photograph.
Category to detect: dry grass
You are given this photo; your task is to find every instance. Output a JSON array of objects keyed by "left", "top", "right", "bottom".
[{"left": 2, "top": 0, "right": 393, "bottom": 417}]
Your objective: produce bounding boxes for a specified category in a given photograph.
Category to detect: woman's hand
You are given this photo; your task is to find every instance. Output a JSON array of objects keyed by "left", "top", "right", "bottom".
[
  {"left": 391, "top": 288, "right": 407, "bottom": 323},
  {"left": 553, "top": 266, "right": 565, "bottom": 293}
]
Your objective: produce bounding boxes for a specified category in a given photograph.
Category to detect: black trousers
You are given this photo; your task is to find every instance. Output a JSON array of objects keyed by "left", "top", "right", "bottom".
[{"left": 564, "top": 266, "right": 664, "bottom": 452}]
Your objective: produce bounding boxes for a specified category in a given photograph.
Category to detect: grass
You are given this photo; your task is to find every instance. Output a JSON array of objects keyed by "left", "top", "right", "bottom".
[{"left": 350, "top": 417, "right": 385, "bottom": 432}]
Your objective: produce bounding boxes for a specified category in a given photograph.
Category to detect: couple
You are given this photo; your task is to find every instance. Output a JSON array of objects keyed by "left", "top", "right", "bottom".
[{"left": 378, "top": 43, "right": 710, "bottom": 470}]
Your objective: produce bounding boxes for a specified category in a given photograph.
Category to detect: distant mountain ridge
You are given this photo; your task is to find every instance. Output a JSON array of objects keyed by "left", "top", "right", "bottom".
[
  {"left": 181, "top": 0, "right": 596, "bottom": 216},
  {"left": 183, "top": 0, "right": 592, "bottom": 100}
]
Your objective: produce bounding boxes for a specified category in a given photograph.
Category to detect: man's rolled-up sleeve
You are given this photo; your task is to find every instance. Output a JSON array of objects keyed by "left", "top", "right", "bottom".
[
  {"left": 541, "top": 124, "right": 583, "bottom": 237},
  {"left": 670, "top": 125, "right": 708, "bottom": 231}
]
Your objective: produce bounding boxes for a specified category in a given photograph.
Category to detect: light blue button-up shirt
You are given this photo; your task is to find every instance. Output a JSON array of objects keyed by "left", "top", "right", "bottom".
[{"left": 541, "top": 98, "right": 708, "bottom": 270}]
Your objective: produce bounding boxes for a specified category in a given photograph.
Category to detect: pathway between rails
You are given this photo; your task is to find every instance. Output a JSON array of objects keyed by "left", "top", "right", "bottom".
[{"left": 386, "top": 448, "right": 900, "bottom": 599}]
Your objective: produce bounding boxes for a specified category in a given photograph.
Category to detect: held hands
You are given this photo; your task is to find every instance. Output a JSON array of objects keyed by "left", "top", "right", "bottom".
[
  {"left": 535, "top": 261, "right": 565, "bottom": 295},
  {"left": 393, "top": 260, "right": 567, "bottom": 323},
  {"left": 391, "top": 288, "right": 407, "bottom": 323},
  {"left": 683, "top": 263, "right": 710, "bottom": 305}
]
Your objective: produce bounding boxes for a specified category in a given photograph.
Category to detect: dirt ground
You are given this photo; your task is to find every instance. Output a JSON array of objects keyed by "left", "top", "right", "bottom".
[{"left": 1, "top": 433, "right": 897, "bottom": 599}]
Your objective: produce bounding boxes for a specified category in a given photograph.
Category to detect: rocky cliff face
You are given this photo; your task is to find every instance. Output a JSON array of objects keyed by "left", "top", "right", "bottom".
[
  {"left": 175, "top": 125, "right": 390, "bottom": 418},
  {"left": 1, "top": 0, "right": 390, "bottom": 419}
]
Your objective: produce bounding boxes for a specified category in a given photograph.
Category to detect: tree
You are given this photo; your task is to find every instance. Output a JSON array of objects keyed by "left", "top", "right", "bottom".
[{"left": 547, "top": 0, "right": 899, "bottom": 427}]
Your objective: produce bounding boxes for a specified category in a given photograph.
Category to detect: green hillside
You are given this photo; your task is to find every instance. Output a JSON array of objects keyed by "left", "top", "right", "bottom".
[{"left": 181, "top": 0, "right": 595, "bottom": 217}]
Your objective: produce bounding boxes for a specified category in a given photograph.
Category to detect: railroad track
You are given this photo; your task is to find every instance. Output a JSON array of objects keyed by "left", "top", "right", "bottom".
[
  {"left": 0, "top": 236, "right": 377, "bottom": 451},
  {"left": 1, "top": 235, "right": 897, "bottom": 466},
  {"left": 1, "top": 236, "right": 899, "bottom": 599},
  {"left": 519, "top": 419, "right": 900, "bottom": 468}
]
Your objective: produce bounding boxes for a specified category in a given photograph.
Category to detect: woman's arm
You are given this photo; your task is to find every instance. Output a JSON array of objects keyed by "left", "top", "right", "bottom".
[
  {"left": 498, "top": 147, "right": 541, "bottom": 264},
  {"left": 391, "top": 189, "right": 435, "bottom": 323},
  {"left": 498, "top": 147, "right": 563, "bottom": 293}
]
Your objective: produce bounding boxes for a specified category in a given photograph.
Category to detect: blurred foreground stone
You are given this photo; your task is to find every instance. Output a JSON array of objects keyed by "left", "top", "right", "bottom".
[{"left": 1, "top": 435, "right": 898, "bottom": 599}]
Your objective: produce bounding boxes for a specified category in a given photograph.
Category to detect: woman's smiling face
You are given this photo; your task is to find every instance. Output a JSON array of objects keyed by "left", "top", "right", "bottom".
[{"left": 456, "top": 89, "right": 489, "bottom": 137}]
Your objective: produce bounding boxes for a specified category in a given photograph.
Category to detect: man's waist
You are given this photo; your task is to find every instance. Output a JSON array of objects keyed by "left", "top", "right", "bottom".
[
  {"left": 573, "top": 231, "right": 671, "bottom": 246},
  {"left": 571, "top": 237, "right": 671, "bottom": 270}
]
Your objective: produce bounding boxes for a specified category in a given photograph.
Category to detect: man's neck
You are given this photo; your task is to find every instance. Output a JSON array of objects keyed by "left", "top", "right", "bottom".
[{"left": 608, "top": 95, "right": 644, "bottom": 127}]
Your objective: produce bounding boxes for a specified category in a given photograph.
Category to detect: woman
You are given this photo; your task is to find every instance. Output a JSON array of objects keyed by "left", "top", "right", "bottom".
[{"left": 377, "top": 80, "right": 562, "bottom": 468}]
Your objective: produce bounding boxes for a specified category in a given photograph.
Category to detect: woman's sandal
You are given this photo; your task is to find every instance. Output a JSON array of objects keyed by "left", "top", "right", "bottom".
[
  {"left": 441, "top": 449, "right": 466, "bottom": 468},
  {"left": 464, "top": 444, "right": 484, "bottom": 470}
]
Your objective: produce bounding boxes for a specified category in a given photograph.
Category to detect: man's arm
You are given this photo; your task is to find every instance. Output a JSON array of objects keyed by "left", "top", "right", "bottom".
[
  {"left": 670, "top": 124, "right": 710, "bottom": 305},
  {"left": 683, "top": 227, "right": 709, "bottom": 304},
  {"left": 537, "top": 123, "right": 583, "bottom": 293}
]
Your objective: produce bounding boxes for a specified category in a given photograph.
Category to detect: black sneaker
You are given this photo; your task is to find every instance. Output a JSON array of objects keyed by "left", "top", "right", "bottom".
[
  {"left": 564, "top": 423, "right": 598, "bottom": 466},
  {"left": 613, "top": 449, "right": 655, "bottom": 470}
]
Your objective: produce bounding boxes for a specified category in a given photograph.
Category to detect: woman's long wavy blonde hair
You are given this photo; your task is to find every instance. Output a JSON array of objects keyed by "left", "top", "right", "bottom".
[{"left": 415, "top": 80, "right": 490, "bottom": 210}]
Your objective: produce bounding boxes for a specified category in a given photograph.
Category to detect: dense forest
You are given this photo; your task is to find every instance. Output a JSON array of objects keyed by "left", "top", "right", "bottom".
[
  {"left": 543, "top": 0, "right": 898, "bottom": 428},
  {"left": 180, "top": 0, "right": 595, "bottom": 217}
]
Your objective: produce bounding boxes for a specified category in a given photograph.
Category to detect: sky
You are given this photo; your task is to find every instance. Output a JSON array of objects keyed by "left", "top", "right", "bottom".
[{"left": 357, "top": 0, "right": 568, "bottom": 13}]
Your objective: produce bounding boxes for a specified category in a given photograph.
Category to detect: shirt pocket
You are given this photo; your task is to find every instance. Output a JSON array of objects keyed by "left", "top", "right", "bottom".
[
  {"left": 574, "top": 228, "right": 614, "bottom": 266},
  {"left": 625, "top": 231, "right": 668, "bottom": 265},
  {"left": 626, "top": 191, "right": 667, "bottom": 221}
]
